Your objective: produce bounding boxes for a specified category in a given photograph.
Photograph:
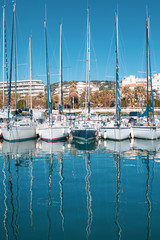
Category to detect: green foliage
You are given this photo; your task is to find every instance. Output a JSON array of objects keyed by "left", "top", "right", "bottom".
[
  {"left": 17, "top": 100, "right": 26, "bottom": 109},
  {"left": 121, "top": 99, "right": 128, "bottom": 108}
]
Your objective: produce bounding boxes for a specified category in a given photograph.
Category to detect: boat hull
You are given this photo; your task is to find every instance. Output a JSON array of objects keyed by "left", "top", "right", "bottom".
[
  {"left": 100, "top": 127, "right": 130, "bottom": 141},
  {"left": 38, "top": 126, "right": 69, "bottom": 142},
  {"left": 2, "top": 124, "right": 37, "bottom": 142},
  {"left": 72, "top": 129, "right": 97, "bottom": 142},
  {"left": 132, "top": 126, "right": 160, "bottom": 140}
]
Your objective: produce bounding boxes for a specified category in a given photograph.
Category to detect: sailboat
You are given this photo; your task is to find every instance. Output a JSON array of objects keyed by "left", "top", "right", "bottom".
[
  {"left": 100, "top": 13, "right": 130, "bottom": 141},
  {"left": 2, "top": 4, "right": 36, "bottom": 142},
  {"left": 38, "top": 20, "right": 69, "bottom": 142},
  {"left": 71, "top": 8, "right": 97, "bottom": 142},
  {"left": 132, "top": 15, "right": 160, "bottom": 140}
]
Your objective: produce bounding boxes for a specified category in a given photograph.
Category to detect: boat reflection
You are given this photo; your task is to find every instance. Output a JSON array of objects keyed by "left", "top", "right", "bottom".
[
  {"left": 2, "top": 140, "right": 36, "bottom": 156},
  {"left": 100, "top": 139, "right": 131, "bottom": 154},
  {"left": 71, "top": 139, "right": 97, "bottom": 151},
  {"left": 36, "top": 140, "right": 66, "bottom": 155},
  {"left": 132, "top": 138, "right": 160, "bottom": 153}
]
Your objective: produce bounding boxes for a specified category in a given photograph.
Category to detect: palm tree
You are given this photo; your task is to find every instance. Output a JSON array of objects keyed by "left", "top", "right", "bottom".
[
  {"left": 69, "top": 81, "right": 78, "bottom": 108},
  {"left": 134, "top": 86, "right": 146, "bottom": 108},
  {"left": 121, "top": 86, "right": 133, "bottom": 107}
]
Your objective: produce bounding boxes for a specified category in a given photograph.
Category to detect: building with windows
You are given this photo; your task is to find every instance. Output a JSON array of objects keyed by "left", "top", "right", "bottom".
[
  {"left": 0, "top": 79, "right": 45, "bottom": 97},
  {"left": 121, "top": 74, "right": 160, "bottom": 95}
]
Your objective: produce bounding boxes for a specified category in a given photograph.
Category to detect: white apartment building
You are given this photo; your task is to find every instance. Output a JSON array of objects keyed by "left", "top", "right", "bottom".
[
  {"left": 121, "top": 74, "right": 160, "bottom": 94},
  {"left": 54, "top": 81, "right": 99, "bottom": 97},
  {"left": 0, "top": 79, "right": 45, "bottom": 97},
  {"left": 152, "top": 73, "right": 160, "bottom": 94},
  {"left": 121, "top": 75, "right": 146, "bottom": 89}
]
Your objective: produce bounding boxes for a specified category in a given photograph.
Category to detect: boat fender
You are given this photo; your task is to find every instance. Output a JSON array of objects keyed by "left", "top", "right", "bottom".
[
  {"left": 104, "top": 130, "right": 107, "bottom": 139},
  {"left": 98, "top": 131, "right": 101, "bottom": 138}
]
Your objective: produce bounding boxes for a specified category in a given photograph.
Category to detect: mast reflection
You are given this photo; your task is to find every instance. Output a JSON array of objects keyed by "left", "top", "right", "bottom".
[
  {"left": 37, "top": 140, "right": 66, "bottom": 235},
  {"left": 47, "top": 152, "right": 53, "bottom": 240},
  {"left": 114, "top": 153, "right": 122, "bottom": 240},
  {"left": 71, "top": 140, "right": 95, "bottom": 238},
  {"left": 85, "top": 152, "right": 93, "bottom": 238},
  {"left": 2, "top": 158, "right": 8, "bottom": 240},
  {"left": 30, "top": 154, "right": 33, "bottom": 228},
  {"left": 59, "top": 153, "right": 64, "bottom": 232}
]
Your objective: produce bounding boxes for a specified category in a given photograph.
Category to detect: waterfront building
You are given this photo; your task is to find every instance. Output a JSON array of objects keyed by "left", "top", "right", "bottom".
[
  {"left": 121, "top": 75, "right": 146, "bottom": 90},
  {"left": 0, "top": 79, "right": 45, "bottom": 97},
  {"left": 121, "top": 74, "right": 160, "bottom": 95},
  {"left": 54, "top": 81, "right": 99, "bottom": 97}
]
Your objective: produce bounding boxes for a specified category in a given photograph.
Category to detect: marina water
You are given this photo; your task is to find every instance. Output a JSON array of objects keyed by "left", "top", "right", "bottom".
[{"left": 0, "top": 138, "right": 160, "bottom": 239}]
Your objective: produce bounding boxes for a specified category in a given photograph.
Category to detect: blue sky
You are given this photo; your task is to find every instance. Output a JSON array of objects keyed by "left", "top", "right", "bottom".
[{"left": 0, "top": 0, "right": 160, "bottom": 86}]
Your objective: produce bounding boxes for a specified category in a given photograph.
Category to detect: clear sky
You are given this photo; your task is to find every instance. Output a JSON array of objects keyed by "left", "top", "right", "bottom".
[{"left": 0, "top": 0, "right": 160, "bottom": 86}]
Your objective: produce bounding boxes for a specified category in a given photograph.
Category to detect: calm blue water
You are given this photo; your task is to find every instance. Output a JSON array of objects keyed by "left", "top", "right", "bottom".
[{"left": 1, "top": 138, "right": 160, "bottom": 240}]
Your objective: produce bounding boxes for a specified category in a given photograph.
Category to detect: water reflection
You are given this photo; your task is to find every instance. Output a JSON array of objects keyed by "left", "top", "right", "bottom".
[
  {"left": 114, "top": 153, "right": 122, "bottom": 240},
  {"left": 100, "top": 139, "right": 131, "bottom": 154},
  {"left": 72, "top": 141, "right": 93, "bottom": 239},
  {"left": 1, "top": 138, "right": 160, "bottom": 239},
  {"left": 85, "top": 152, "right": 93, "bottom": 238},
  {"left": 37, "top": 140, "right": 65, "bottom": 235},
  {"left": 59, "top": 154, "right": 64, "bottom": 232},
  {"left": 145, "top": 153, "right": 151, "bottom": 240},
  {"left": 30, "top": 156, "right": 33, "bottom": 228},
  {"left": 2, "top": 158, "right": 8, "bottom": 240},
  {"left": 37, "top": 140, "right": 66, "bottom": 155},
  {"left": 2, "top": 140, "right": 36, "bottom": 156},
  {"left": 47, "top": 152, "right": 53, "bottom": 240},
  {"left": 132, "top": 138, "right": 160, "bottom": 154},
  {"left": 71, "top": 139, "right": 97, "bottom": 151}
]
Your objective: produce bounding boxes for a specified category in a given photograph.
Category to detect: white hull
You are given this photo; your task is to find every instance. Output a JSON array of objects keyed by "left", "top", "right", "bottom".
[
  {"left": 2, "top": 123, "right": 36, "bottom": 142},
  {"left": 100, "top": 127, "right": 130, "bottom": 141},
  {"left": 38, "top": 124, "right": 69, "bottom": 142},
  {"left": 132, "top": 126, "right": 160, "bottom": 140}
]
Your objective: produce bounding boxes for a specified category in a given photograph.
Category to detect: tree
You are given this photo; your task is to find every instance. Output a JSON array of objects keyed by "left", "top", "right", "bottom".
[
  {"left": 134, "top": 86, "right": 146, "bottom": 108},
  {"left": 69, "top": 81, "right": 78, "bottom": 108},
  {"left": 121, "top": 86, "right": 133, "bottom": 107}
]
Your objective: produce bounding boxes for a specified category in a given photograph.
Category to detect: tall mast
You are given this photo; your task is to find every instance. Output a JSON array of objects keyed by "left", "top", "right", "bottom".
[
  {"left": 88, "top": 16, "right": 91, "bottom": 114},
  {"left": 146, "top": 17, "right": 149, "bottom": 122},
  {"left": 8, "top": 4, "right": 14, "bottom": 121},
  {"left": 148, "top": 17, "right": 155, "bottom": 123},
  {"left": 29, "top": 35, "right": 32, "bottom": 110},
  {"left": 2, "top": 5, "right": 5, "bottom": 110},
  {"left": 59, "top": 23, "right": 63, "bottom": 114},
  {"left": 85, "top": 8, "right": 90, "bottom": 115},
  {"left": 44, "top": 18, "right": 52, "bottom": 123},
  {"left": 115, "top": 13, "right": 121, "bottom": 125},
  {"left": 13, "top": 3, "right": 17, "bottom": 112}
]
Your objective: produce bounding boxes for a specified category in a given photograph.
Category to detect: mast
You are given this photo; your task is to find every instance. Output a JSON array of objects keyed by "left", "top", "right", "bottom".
[
  {"left": 115, "top": 13, "right": 121, "bottom": 125},
  {"left": 146, "top": 17, "right": 149, "bottom": 123},
  {"left": 148, "top": 17, "right": 155, "bottom": 123},
  {"left": 14, "top": 3, "right": 17, "bottom": 112},
  {"left": 2, "top": 5, "right": 5, "bottom": 111},
  {"left": 29, "top": 35, "right": 32, "bottom": 110},
  {"left": 85, "top": 8, "right": 90, "bottom": 115},
  {"left": 44, "top": 18, "right": 52, "bottom": 123},
  {"left": 8, "top": 4, "right": 15, "bottom": 121},
  {"left": 59, "top": 24, "right": 63, "bottom": 114},
  {"left": 88, "top": 17, "right": 91, "bottom": 114}
]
